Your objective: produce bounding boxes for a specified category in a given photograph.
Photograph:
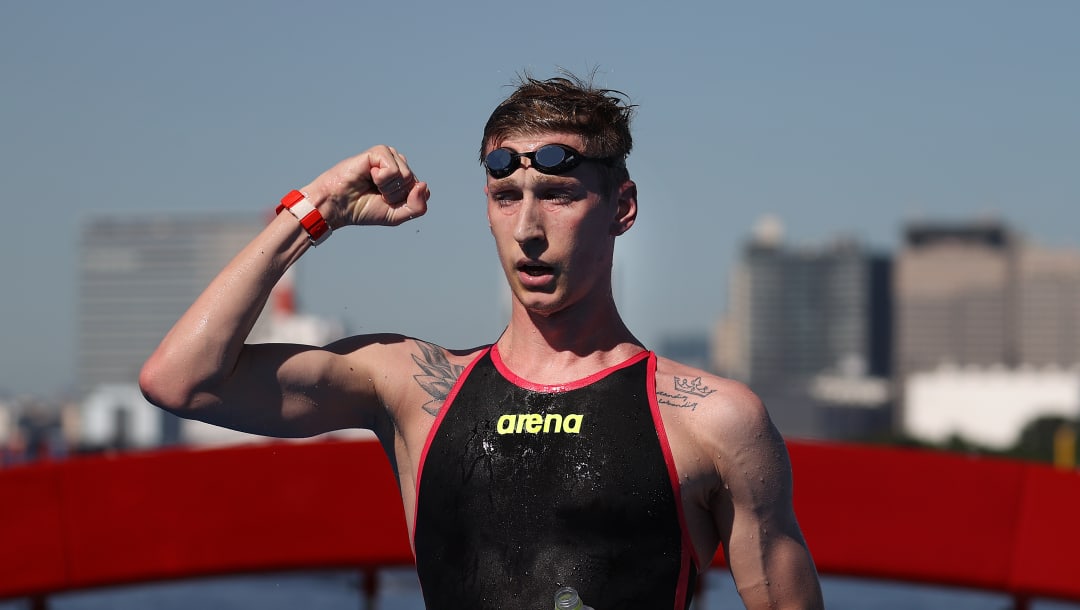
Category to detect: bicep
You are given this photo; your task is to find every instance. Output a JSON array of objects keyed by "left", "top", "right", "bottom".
[{"left": 188, "top": 339, "right": 387, "bottom": 438}]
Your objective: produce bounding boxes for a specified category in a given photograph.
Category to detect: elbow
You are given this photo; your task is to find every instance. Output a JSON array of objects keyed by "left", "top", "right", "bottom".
[{"left": 139, "top": 353, "right": 202, "bottom": 416}]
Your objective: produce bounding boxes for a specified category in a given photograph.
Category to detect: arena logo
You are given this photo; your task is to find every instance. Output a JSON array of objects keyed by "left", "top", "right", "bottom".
[{"left": 495, "top": 413, "right": 584, "bottom": 435}]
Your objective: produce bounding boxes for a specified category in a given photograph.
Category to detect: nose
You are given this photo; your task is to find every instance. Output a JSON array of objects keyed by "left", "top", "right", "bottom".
[{"left": 513, "top": 197, "right": 546, "bottom": 249}]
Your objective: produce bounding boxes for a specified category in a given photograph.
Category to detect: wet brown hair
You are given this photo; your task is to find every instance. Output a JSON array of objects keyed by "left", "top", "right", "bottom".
[{"left": 480, "top": 71, "right": 635, "bottom": 190}]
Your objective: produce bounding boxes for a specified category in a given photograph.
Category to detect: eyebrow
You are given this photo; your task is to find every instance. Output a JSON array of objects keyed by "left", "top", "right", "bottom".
[{"left": 487, "top": 174, "right": 581, "bottom": 191}]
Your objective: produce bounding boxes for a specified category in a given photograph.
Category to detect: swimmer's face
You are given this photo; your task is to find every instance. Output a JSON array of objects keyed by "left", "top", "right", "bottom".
[{"left": 484, "top": 132, "right": 636, "bottom": 316}]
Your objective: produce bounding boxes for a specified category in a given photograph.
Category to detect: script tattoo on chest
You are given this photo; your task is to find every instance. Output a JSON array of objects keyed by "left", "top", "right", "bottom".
[
  {"left": 412, "top": 340, "right": 465, "bottom": 416},
  {"left": 657, "top": 376, "right": 717, "bottom": 411}
]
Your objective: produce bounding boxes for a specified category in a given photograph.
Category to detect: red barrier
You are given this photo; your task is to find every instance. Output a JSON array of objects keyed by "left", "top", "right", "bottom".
[
  {"left": 1, "top": 441, "right": 411, "bottom": 598},
  {"left": 1, "top": 440, "right": 1078, "bottom": 602},
  {"left": 1010, "top": 465, "right": 1080, "bottom": 600}
]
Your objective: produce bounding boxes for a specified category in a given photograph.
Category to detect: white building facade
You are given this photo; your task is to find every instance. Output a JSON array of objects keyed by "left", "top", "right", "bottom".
[{"left": 904, "top": 365, "right": 1080, "bottom": 449}]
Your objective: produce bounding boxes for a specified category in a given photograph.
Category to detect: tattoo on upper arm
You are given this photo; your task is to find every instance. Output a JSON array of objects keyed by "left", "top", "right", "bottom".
[
  {"left": 412, "top": 341, "right": 465, "bottom": 417},
  {"left": 657, "top": 390, "right": 699, "bottom": 410},
  {"left": 657, "top": 376, "right": 717, "bottom": 411}
]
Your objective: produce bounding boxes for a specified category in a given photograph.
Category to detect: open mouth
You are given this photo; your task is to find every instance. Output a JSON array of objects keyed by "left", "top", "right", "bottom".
[{"left": 519, "top": 264, "right": 553, "bottom": 277}]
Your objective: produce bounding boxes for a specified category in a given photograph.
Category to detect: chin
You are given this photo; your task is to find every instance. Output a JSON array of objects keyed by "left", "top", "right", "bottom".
[
  {"left": 513, "top": 293, "right": 565, "bottom": 317},
  {"left": 519, "top": 300, "right": 560, "bottom": 316}
]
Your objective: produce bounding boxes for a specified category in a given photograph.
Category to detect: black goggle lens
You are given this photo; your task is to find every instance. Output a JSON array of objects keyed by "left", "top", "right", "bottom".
[
  {"left": 484, "top": 144, "right": 584, "bottom": 179},
  {"left": 484, "top": 148, "right": 515, "bottom": 177},
  {"left": 534, "top": 144, "right": 573, "bottom": 168}
]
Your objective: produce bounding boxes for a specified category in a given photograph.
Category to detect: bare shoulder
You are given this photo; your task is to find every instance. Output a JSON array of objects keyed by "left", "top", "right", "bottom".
[
  {"left": 653, "top": 356, "right": 782, "bottom": 475},
  {"left": 654, "top": 357, "right": 768, "bottom": 437}
]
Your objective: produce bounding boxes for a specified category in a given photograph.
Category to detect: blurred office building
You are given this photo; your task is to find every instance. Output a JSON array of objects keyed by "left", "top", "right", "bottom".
[
  {"left": 714, "top": 216, "right": 893, "bottom": 440},
  {"left": 77, "top": 213, "right": 348, "bottom": 451},
  {"left": 79, "top": 214, "right": 269, "bottom": 395},
  {"left": 896, "top": 220, "right": 1080, "bottom": 442},
  {"left": 894, "top": 221, "right": 1014, "bottom": 377}
]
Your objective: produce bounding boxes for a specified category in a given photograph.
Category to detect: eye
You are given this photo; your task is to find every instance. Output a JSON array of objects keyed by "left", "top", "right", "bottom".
[
  {"left": 490, "top": 189, "right": 522, "bottom": 206},
  {"left": 542, "top": 191, "right": 575, "bottom": 205}
]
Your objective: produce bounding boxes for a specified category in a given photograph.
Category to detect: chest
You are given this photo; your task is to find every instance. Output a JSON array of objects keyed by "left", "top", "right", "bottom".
[
  {"left": 418, "top": 358, "right": 672, "bottom": 506},
  {"left": 410, "top": 354, "right": 695, "bottom": 608}
]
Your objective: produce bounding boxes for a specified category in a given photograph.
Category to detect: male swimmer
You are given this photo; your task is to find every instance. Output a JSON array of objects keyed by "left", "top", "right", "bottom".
[{"left": 141, "top": 73, "right": 824, "bottom": 609}]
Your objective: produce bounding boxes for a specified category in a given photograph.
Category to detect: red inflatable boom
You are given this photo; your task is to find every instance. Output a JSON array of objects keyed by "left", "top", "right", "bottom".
[{"left": 1, "top": 440, "right": 1078, "bottom": 603}]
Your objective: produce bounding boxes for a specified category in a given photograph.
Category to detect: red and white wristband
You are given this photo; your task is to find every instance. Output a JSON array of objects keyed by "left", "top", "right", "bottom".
[{"left": 275, "top": 190, "right": 331, "bottom": 246}]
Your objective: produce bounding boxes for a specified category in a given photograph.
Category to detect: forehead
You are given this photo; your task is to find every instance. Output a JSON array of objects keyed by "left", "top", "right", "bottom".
[{"left": 485, "top": 131, "right": 586, "bottom": 155}]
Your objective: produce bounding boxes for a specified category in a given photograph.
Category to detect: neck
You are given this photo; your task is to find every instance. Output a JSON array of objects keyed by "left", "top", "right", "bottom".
[{"left": 495, "top": 294, "right": 644, "bottom": 384}]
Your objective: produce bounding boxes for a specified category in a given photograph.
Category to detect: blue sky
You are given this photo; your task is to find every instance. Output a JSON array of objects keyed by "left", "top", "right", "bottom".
[{"left": 1, "top": 1, "right": 1078, "bottom": 397}]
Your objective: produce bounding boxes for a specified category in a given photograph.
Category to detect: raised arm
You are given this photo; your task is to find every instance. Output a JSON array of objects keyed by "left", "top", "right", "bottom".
[
  {"left": 139, "top": 146, "right": 430, "bottom": 438},
  {"left": 711, "top": 390, "right": 825, "bottom": 609}
]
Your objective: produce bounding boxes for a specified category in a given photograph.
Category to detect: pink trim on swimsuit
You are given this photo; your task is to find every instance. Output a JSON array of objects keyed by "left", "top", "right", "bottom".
[
  {"left": 646, "top": 352, "right": 704, "bottom": 609},
  {"left": 412, "top": 346, "right": 491, "bottom": 547},
  {"left": 490, "top": 343, "right": 650, "bottom": 393}
]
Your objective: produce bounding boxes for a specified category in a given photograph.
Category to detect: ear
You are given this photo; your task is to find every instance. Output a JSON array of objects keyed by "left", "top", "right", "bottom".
[{"left": 610, "top": 180, "right": 637, "bottom": 236}]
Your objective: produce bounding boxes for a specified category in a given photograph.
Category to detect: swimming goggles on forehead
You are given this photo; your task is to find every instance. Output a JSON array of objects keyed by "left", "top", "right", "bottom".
[{"left": 483, "top": 144, "right": 604, "bottom": 179}]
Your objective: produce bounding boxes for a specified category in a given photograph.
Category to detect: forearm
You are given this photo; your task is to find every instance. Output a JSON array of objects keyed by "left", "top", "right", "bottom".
[
  {"left": 140, "top": 211, "right": 311, "bottom": 410},
  {"left": 141, "top": 144, "right": 427, "bottom": 418},
  {"left": 734, "top": 540, "right": 824, "bottom": 609},
  {"left": 727, "top": 508, "right": 823, "bottom": 609}
]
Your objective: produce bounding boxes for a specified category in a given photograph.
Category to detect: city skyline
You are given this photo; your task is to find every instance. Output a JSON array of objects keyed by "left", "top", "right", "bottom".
[{"left": 2, "top": 2, "right": 1079, "bottom": 396}]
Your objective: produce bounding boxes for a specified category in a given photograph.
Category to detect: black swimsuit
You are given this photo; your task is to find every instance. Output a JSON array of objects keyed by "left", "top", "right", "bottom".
[{"left": 413, "top": 346, "right": 699, "bottom": 609}]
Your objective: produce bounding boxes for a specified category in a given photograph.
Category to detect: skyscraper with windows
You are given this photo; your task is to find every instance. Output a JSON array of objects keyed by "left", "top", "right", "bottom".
[
  {"left": 716, "top": 218, "right": 892, "bottom": 439},
  {"left": 78, "top": 214, "right": 269, "bottom": 395},
  {"left": 894, "top": 222, "right": 1014, "bottom": 379},
  {"left": 896, "top": 220, "right": 1080, "bottom": 374},
  {"left": 892, "top": 221, "right": 1080, "bottom": 444},
  {"left": 1014, "top": 246, "right": 1080, "bottom": 366}
]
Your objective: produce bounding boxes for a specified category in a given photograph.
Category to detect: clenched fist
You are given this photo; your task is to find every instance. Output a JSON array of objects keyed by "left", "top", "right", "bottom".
[{"left": 300, "top": 145, "right": 430, "bottom": 228}]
